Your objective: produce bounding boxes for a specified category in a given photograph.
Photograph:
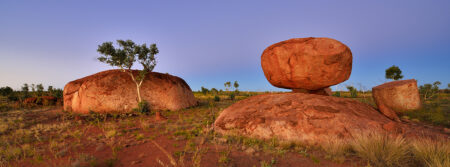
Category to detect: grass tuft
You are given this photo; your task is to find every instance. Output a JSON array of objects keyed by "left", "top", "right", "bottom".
[
  {"left": 411, "top": 138, "right": 450, "bottom": 167},
  {"left": 351, "top": 132, "right": 410, "bottom": 167}
]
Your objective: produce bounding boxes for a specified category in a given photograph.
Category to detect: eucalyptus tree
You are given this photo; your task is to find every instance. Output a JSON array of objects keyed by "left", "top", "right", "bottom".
[
  {"left": 385, "top": 65, "right": 403, "bottom": 80},
  {"left": 97, "top": 39, "right": 159, "bottom": 106}
]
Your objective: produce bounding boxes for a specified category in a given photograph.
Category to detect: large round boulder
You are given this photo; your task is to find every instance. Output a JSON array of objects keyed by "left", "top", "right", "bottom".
[
  {"left": 63, "top": 70, "right": 197, "bottom": 113},
  {"left": 372, "top": 79, "right": 421, "bottom": 121},
  {"left": 261, "top": 37, "right": 352, "bottom": 90},
  {"left": 214, "top": 93, "right": 397, "bottom": 144}
]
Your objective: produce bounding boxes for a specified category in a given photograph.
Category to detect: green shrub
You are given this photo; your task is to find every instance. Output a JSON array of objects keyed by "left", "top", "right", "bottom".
[
  {"left": 0, "top": 103, "right": 10, "bottom": 112},
  {"left": 332, "top": 91, "right": 341, "bottom": 97},
  {"left": 137, "top": 101, "right": 150, "bottom": 113},
  {"left": 229, "top": 93, "right": 235, "bottom": 100},
  {"left": 214, "top": 95, "right": 220, "bottom": 102}
]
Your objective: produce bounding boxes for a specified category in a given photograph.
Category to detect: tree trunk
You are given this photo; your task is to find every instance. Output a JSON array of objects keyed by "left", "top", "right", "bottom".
[{"left": 136, "top": 84, "right": 142, "bottom": 103}]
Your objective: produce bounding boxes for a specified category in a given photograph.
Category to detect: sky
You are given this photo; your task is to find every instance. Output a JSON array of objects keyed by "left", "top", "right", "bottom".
[{"left": 0, "top": 0, "right": 449, "bottom": 91}]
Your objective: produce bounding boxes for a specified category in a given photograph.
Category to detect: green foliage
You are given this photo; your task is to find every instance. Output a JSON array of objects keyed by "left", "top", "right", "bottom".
[
  {"left": 214, "top": 95, "right": 220, "bottom": 102},
  {"left": 229, "top": 93, "right": 235, "bottom": 100},
  {"left": 36, "top": 84, "right": 44, "bottom": 96},
  {"left": 210, "top": 88, "right": 218, "bottom": 95},
  {"left": 419, "top": 81, "right": 441, "bottom": 100},
  {"left": 200, "top": 86, "right": 209, "bottom": 95},
  {"left": 136, "top": 101, "right": 150, "bottom": 113},
  {"left": 385, "top": 65, "right": 403, "bottom": 80},
  {"left": 21, "top": 84, "right": 29, "bottom": 99},
  {"left": 332, "top": 91, "right": 341, "bottom": 97},
  {"left": 233, "top": 81, "right": 239, "bottom": 90},
  {"left": 97, "top": 39, "right": 159, "bottom": 103},
  {"left": 0, "top": 87, "right": 13, "bottom": 96},
  {"left": 51, "top": 88, "right": 63, "bottom": 99},
  {"left": 346, "top": 86, "right": 358, "bottom": 98},
  {"left": 224, "top": 81, "right": 231, "bottom": 91},
  {"left": 404, "top": 97, "right": 449, "bottom": 128},
  {"left": 97, "top": 39, "right": 158, "bottom": 72}
]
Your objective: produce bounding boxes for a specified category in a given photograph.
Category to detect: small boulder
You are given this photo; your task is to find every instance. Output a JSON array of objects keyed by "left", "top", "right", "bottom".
[
  {"left": 261, "top": 37, "right": 352, "bottom": 90},
  {"left": 372, "top": 79, "right": 421, "bottom": 121},
  {"left": 63, "top": 70, "right": 197, "bottom": 113},
  {"left": 214, "top": 93, "right": 394, "bottom": 144}
]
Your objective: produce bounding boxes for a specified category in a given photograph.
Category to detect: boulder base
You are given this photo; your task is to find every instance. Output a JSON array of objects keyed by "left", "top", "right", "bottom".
[
  {"left": 372, "top": 79, "right": 421, "bottom": 121},
  {"left": 261, "top": 37, "right": 352, "bottom": 90},
  {"left": 63, "top": 70, "right": 197, "bottom": 113},
  {"left": 292, "top": 87, "right": 332, "bottom": 96},
  {"left": 214, "top": 93, "right": 395, "bottom": 144}
]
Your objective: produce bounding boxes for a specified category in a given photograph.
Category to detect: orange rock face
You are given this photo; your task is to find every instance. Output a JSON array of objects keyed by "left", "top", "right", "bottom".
[
  {"left": 261, "top": 37, "right": 352, "bottom": 90},
  {"left": 214, "top": 93, "right": 394, "bottom": 144},
  {"left": 372, "top": 79, "right": 421, "bottom": 121},
  {"left": 63, "top": 70, "right": 197, "bottom": 113}
]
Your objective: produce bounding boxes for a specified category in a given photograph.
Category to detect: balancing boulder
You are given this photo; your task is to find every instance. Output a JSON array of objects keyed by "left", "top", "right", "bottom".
[
  {"left": 214, "top": 93, "right": 396, "bottom": 144},
  {"left": 261, "top": 37, "right": 352, "bottom": 91},
  {"left": 63, "top": 70, "right": 197, "bottom": 113},
  {"left": 372, "top": 79, "right": 421, "bottom": 121}
]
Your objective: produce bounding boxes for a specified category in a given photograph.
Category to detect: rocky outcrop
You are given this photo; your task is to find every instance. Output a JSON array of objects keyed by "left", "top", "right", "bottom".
[
  {"left": 372, "top": 79, "right": 421, "bottom": 121},
  {"left": 63, "top": 70, "right": 197, "bottom": 113},
  {"left": 214, "top": 93, "right": 395, "bottom": 144},
  {"left": 261, "top": 37, "right": 352, "bottom": 91}
]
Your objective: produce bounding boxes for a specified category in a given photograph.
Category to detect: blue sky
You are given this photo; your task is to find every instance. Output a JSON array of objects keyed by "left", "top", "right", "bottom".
[{"left": 0, "top": 0, "right": 449, "bottom": 91}]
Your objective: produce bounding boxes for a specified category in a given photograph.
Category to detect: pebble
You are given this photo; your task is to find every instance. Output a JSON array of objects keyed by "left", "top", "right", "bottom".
[{"left": 244, "top": 147, "right": 255, "bottom": 155}]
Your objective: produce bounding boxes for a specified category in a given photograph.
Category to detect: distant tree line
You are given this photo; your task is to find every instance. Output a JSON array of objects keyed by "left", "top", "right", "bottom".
[
  {"left": 0, "top": 83, "right": 63, "bottom": 102},
  {"left": 198, "top": 81, "right": 242, "bottom": 101}
]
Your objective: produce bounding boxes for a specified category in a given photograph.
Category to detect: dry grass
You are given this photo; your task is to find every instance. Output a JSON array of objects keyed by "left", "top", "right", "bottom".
[
  {"left": 321, "top": 137, "right": 352, "bottom": 163},
  {"left": 351, "top": 132, "right": 411, "bottom": 167},
  {"left": 411, "top": 138, "right": 450, "bottom": 167}
]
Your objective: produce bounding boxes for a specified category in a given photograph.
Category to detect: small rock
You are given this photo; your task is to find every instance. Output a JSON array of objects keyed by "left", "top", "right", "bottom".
[
  {"left": 241, "top": 145, "right": 246, "bottom": 150},
  {"left": 245, "top": 147, "right": 255, "bottom": 155},
  {"left": 217, "top": 138, "right": 227, "bottom": 143},
  {"left": 138, "top": 153, "right": 146, "bottom": 158},
  {"left": 131, "top": 160, "right": 142, "bottom": 165},
  {"left": 56, "top": 148, "right": 68, "bottom": 157},
  {"left": 95, "top": 144, "right": 106, "bottom": 152},
  {"left": 444, "top": 128, "right": 450, "bottom": 134},
  {"left": 71, "top": 160, "right": 81, "bottom": 167}
]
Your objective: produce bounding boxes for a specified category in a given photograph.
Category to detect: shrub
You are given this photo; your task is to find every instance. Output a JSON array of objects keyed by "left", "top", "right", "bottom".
[
  {"left": 229, "top": 93, "right": 235, "bottom": 100},
  {"left": 0, "top": 104, "right": 10, "bottom": 112},
  {"left": 332, "top": 91, "right": 341, "bottom": 97},
  {"left": 137, "top": 101, "right": 150, "bottom": 113},
  {"left": 214, "top": 95, "right": 220, "bottom": 102},
  {"left": 351, "top": 132, "right": 410, "bottom": 167},
  {"left": 346, "top": 86, "right": 358, "bottom": 98}
]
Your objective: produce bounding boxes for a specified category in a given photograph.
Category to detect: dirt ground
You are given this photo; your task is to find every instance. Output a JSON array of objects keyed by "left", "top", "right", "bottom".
[{"left": 1, "top": 97, "right": 448, "bottom": 167}]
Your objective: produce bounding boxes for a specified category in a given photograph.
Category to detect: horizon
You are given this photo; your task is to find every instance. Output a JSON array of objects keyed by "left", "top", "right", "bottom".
[{"left": 1, "top": 0, "right": 449, "bottom": 91}]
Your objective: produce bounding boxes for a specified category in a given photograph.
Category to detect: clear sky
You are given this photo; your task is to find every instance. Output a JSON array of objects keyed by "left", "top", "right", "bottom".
[{"left": 1, "top": 0, "right": 449, "bottom": 91}]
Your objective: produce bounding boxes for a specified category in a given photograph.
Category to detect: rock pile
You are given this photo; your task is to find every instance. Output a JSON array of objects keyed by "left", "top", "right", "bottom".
[
  {"left": 214, "top": 37, "right": 425, "bottom": 144},
  {"left": 64, "top": 70, "right": 197, "bottom": 113},
  {"left": 261, "top": 37, "right": 352, "bottom": 95}
]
